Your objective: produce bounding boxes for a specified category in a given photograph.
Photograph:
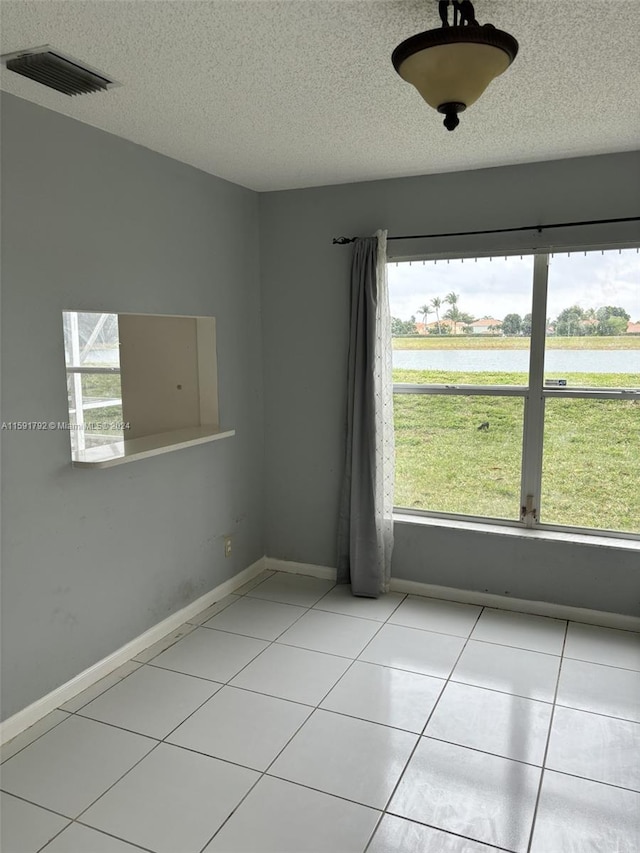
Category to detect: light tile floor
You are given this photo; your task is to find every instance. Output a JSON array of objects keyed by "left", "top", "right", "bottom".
[{"left": 1, "top": 571, "right": 639, "bottom": 853}]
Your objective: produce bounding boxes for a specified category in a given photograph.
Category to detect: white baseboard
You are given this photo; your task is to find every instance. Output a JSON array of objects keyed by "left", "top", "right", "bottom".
[
  {"left": 0, "top": 558, "right": 267, "bottom": 746},
  {"left": 268, "top": 558, "right": 640, "bottom": 632},
  {"left": 4, "top": 555, "right": 638, "bottom": 746},
  {"left": 388, "top": 577, "right": 640, "bottom": 632},
  {"left": 264, "top": 557, "right": 337, "bottom": 581}
]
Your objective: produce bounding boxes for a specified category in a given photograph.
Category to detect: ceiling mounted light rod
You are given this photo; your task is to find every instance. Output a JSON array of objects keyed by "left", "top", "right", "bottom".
[{"left": 392, "top": 0, "right": 518, "bottom": 130}]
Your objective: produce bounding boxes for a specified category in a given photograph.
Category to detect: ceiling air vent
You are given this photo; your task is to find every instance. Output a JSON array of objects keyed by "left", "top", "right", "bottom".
[{"left": 1, "top": 46, "right": 119, "bottom": 96}]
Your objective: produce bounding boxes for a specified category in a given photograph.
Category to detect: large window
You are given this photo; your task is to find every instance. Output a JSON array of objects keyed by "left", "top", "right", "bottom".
[{"left": 390, "top": 248, "right": 640, "bottom": 537}]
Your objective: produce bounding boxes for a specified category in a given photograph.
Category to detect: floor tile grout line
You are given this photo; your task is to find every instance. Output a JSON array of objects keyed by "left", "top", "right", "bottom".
[
  {"left": 446, "top": 675, "right": 555, "bottom": 705},
  {"left": 419, "top": 733, "right": 546, "bottom": 770},
  {"left": 529, "top": 766, "right": 640, "bottom": 796},
  {"left": 0, "top": 712, "right": 71, "bottom": 767},
  {"left": 2, "top": 743, "right": 164, "bottom": 850},
  {"left": 311, "top": 585, "right": 408, "bottom": 623},
  {"left": 132, "top": 624, "right": 199, "bottom": 665},
  {"left": 143, "top": 647, "right": 639, "bottom": 724},
  {"left": 7, "top": 644, "right": 634, "bottom": 849},
  {"left": 463, "top": 635, "right": 564, "bottom": 657},
  {"left": 70, "top": 712, "right": 163, "bottom": 742},
  {"left": 199, "top": 599, "right": 313, "bottom": 632},
  {"left": 39, "top": 819, "right": 156, "bottom": 853},
  {"left": 560, "top": 653, "right": 640, "bottom": 674},
  {"left": 33, "top": 819, "right": 73, "bottom": 853},
  {"left": 185, "top": 592, "right": 245, "bottom": 625},
  {"left": 15, "top": 590, "right": 531, "bottom": 851},
  {"left": 564, "top": 617, "right": 640, "bottom": 636},
  {"left": 10, "top": 597, "right": 630, "bottom": 748},
  {"left": 362, "top": 604, "right": 488, "bottom": 852},
  {"left": 33, "top": 576, "right": 636, "bottom": 740},
  {"left": 189, "top": 590, "right": 344, "bottom": 853},
  {"left": 69, "top": 740, "right": 163, "bottom": 826},
  {"left": 382, "top": 811, "right": 519, "bottom": 853},
  {"left": 195, "top": 595, "right": 395, "bottom": 853},
  {"left": 526, "top": 619, "right": 570, "bottom": 853},
  {"left": 73, "top": 822, "right": 155, "bottom": 853},
  {"left": 418, "top": 603, "right": 486, "bottom": 739},
  {"left": 0, "top": 789, "right": 73, "bottom": 821},
  {"left": 8, "top": 577, "right": 638, "bottom": 853},
  {"left": 549, "top": 700, "right": 640, "bottom": 726},
  {"left": 61, "top": 663, "right": 145, "bottom": 715}
]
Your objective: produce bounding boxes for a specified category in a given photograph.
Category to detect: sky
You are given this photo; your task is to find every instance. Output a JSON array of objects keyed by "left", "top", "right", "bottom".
[{"left": 388, "top": 248, "right": 640, "bottom": 324}]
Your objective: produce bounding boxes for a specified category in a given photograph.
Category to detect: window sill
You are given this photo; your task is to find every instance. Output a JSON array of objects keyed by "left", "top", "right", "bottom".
[
  {"left": 393, "top": 511, "right": 640, "bottom": 552},
  {"left": 72, "top": 426, "right": 235, "bottom": 469}
]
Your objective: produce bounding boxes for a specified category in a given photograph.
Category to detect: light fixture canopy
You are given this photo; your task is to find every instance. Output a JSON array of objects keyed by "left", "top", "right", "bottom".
[{"left": 392, "top": 1, "right": 518, "bottom": 130}]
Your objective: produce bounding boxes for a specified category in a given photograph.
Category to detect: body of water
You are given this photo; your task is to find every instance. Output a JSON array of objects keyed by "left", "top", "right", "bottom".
[{"left": 393, "top": 349, "right": 638, "bottom": 374}]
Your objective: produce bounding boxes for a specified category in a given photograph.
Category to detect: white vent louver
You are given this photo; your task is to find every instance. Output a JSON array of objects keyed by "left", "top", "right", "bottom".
[{"left": 1, "top": 46, "right": 119, "bottom": 96}]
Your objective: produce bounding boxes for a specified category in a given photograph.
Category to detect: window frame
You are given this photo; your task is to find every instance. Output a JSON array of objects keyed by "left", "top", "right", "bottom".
[{"left": 390, "top": 244, "right": 640, "bottom": 542}]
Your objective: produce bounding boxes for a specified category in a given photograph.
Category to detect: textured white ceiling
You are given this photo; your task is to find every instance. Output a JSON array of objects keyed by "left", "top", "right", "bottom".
[{"left": 1, "top": 1, "right": 639, "bottom": 191}]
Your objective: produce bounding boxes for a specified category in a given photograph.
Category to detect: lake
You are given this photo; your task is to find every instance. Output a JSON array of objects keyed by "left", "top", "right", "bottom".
[{"left": 393, "top": 349, "right": 639, "bottom": 374}]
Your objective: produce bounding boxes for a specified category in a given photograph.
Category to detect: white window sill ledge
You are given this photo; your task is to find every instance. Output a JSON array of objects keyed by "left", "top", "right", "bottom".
[
  {"left": 394, "top": 511, "right": 640, "bottom": 552},
  {"left": 72, "top": 426, "right": 235, "bottom": 469}
]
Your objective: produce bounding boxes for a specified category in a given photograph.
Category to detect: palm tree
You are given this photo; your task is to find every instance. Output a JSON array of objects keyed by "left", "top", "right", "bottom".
[
  {"left": 431, "top": 297, "right": 442, "bottom": 335},
  {"left": 444, "top": 292, "right": 462, "bottom": 334},
  {"left": 444, "top": 305, "right": 462, "bottom": 335},
  {"left": 418, "top": 304, "right": 432, "bottom": 332}
]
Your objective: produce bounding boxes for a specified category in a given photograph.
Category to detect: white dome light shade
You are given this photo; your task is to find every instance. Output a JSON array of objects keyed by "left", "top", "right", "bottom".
[
  {"left": 396, "top": 40, "right": 513, "bottom": 110},
  {"left": 392, "top": 24, "right": 518, "bottom": 130}
]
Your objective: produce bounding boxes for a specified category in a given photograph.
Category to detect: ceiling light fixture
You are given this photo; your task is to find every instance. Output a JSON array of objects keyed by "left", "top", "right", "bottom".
[{"left": 392, "top": 0, "right": 518, "bottom": 131}]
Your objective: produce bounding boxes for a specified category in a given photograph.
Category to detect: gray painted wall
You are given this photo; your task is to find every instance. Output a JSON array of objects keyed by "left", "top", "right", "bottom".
[
  {"left": 259, "top": 152, "right": 640, "bottom": 616},
  {"left": 1, "top": 94, "right": 638, "bottom": 722},
  {"left": 1, "top": 95, "right": 264, "bottom": 720}
]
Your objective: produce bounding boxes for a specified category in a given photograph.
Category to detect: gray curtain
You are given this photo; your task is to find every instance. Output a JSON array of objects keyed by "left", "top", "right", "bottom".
[{"left": 337, "top": 231, "right": 394, "bottom": 597}]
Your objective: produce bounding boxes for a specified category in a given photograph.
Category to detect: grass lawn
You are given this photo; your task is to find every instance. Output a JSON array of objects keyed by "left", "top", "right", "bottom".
[
  {"left": 393, "top": 369, "right": 640, "bottom": 534},
  {"left": 393, "top": 335, "right": 640, "bottom": 350}
]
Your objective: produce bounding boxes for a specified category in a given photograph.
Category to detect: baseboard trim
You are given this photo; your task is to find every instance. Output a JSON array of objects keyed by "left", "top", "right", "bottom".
[
  {"left": 264, "top": 557, "right": 337, "bottom": 580},
  {"left": 4, "top": 556, "right": 638, "bottom": 745},
  {"left": 267, "top": 558, "right": 640, "bottom": 631},
  {"left": 388, "top": 578, "right": 640, "bottom": 631},
  {"left": 0, "top": 558, "right": 267, "bottom": 746}
]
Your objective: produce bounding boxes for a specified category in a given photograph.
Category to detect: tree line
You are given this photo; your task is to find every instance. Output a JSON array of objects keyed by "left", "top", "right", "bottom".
[{"left": 392, "top": 299, "right": 631, "bottom": 337}]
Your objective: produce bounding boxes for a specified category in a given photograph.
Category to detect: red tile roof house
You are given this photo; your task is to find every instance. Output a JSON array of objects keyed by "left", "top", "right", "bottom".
[
  {"left": 415, "top": 320, "right": 454, "bottom": 335},
  {"left": 627, "top": 321, "right": 640, "bottom": 334}
]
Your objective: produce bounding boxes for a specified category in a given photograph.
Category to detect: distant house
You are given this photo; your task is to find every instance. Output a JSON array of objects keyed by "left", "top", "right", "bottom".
[
  {"left": 627, "top": 321, "right": 640, "bottom": 335},
  {"left": 469, "top": 318, "right": 503, "bottom": 335},
  {"left": 417, "top": 320, "right": 454, "bottom": 335}
]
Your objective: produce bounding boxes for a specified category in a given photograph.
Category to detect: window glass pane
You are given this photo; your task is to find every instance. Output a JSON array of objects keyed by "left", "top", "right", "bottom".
[
  {"left": 63, "top": 311, "right": 120, "bottom": 367},
  {"left": 541, "top": 399, "right": 639, "bottom": 533},
  {"left": 389, "top": 256, "right": 533, "bottom": 386},
  {"left": 394, "top": 394, "right": 524, "bottom": 520},
  {"left": 66, "top": 372, "right": 124, "bottom": 454},
  {"left": 545, "top": 249, "right": 640, "bottom": 389}
]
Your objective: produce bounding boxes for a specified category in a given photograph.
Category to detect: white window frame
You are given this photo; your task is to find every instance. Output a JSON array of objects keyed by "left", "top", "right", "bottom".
[{"left": 391, "top": 245, "right": 640, "bottom": 542}]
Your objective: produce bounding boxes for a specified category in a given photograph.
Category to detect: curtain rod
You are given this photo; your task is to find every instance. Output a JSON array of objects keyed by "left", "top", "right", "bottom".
[{"left": 332, "top": 216, "right": 640, "bottom": 245}]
